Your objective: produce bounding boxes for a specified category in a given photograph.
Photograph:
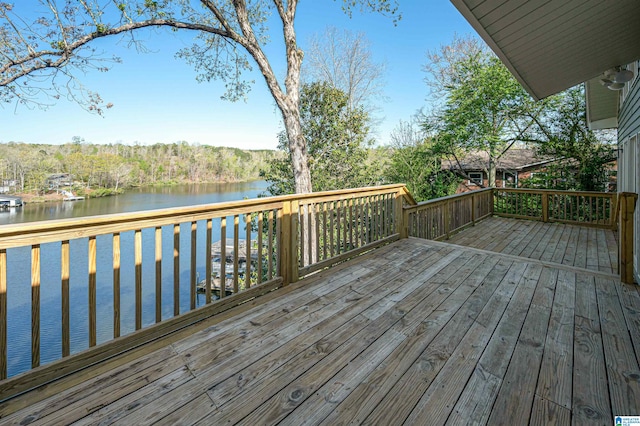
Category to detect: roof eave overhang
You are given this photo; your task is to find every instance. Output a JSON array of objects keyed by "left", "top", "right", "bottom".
[{"left": 449, "top": 0, "right": 640, "bottom": 100}]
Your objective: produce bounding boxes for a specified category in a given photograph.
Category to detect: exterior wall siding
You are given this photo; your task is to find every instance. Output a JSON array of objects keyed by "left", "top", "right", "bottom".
[{"left": 618, "top": 61, "right": 640, "bottom": 283}]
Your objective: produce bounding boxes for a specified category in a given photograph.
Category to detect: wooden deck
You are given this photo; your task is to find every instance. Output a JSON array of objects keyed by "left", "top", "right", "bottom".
[
  {"left": 1, "top": 224, "right": 639, "bottom": 425},
  {"left": 448, "top": 216, "right": 619, "bottom": 275}
]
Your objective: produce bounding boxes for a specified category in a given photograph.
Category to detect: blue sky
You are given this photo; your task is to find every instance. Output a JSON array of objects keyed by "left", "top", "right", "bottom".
[{"left": 0, "top": 1, "right": 474, "bottom": 150}]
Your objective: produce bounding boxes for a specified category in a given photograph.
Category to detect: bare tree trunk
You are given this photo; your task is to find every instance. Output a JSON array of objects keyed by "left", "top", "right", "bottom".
[
  {"left": 282, "top": 107, "right": 312, "bottom": 193},
  {"left": 488, "top": 157, "right": 496, "bottom": 187}
]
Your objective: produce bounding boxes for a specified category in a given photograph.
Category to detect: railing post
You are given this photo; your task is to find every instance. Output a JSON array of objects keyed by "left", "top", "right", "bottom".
[
  {"left": 397, "top": 189, "right": 408, "bottom": 239},
  {"left": 280, "top": 200, "right": 292, "bottom": 286},
  {"left": 541, "top": 192, "right": 549, "bottom": 222},
  {"left": 619, "top": 192, "right": 638, "bottom": 284}
]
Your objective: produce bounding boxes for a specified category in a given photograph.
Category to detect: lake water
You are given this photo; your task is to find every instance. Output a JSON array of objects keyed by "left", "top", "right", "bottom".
[
  {"left": 2, "top": 181, "right": 269, "bottom": 377},
  {"left": 0, "top": 181, "right": 268, "bottom": 225}
]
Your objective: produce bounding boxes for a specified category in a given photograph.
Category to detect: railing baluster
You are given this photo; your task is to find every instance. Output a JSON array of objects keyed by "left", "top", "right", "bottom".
[
  {"left": 299, "top": 204, "right": 305, "bottom": 266},
  {"left": 348, "top": 198, "right": 354, "bottom": 250},
  {"left": 257, "top": 212, "right": 263, "bottom": 284},
  {"left": 337, "top": 200, "right": 343, "bottom": 250},
  {"left": 322, "top": 203, "right": 328, "bottom": 260},
  {"left": 330, "top": 201, "right": 335, "bottom": 258},
  {"left": 113, "top": 233, "right": 121, "bottom": 338},
  {"left": 173, "top": 224, "right": 180, "bottom": 316},
  {"left": 268, "top": 211, "right": 274, "bottom": 280},
  {"left": 31, "top": 244, "right": 40, "bottom": 369},
  {"left": 307, "top": 203, "right": 313, "bottom": 265},
  {"left": 190, "top": 221, "right": 197, "bottom": 310},
  {"left": 245, "top": 213, "right": 251, "bottom": 290},
  {"left": 233, "top": 215, "right": 239, "bottom": 294},
  {"left": 155, "top": 227, "right": 162, "bottom": 322},
  {"left": 315, "top": 203, "right": 320, "bottom": 261},
  {"left": 61, "top": 241, "right": 70, "bottom": 357},
  {"left": 1, "top": 248, "right": 6, "bottom": 380},
  {"left": 206, "top": 218, "right": 212, "bottom": 303},
  {"left": 275, "top": 209, "right": 281, "bottom": 278},
  {"left": 220, "top": 217, "right": 227, "bottom": 298},
  {"left": 340, "top": 200, "right": 349, "bottom": 253},
  {"left": 89, "top": 236, "right": 97, "bottom": 345},
  {"left": 134, "top": 230, "right": 142, "bottom": 331}
]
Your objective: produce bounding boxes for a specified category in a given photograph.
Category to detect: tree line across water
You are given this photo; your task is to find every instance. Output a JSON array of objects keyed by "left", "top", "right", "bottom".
[{"left": 0, "top": 140, "right": 283, "bottom": 197}]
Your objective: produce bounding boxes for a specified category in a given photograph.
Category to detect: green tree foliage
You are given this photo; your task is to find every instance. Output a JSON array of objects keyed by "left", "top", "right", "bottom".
[
  {"left": 384, "top": 120, "right": 458, "bottom": 201},
  {"left": 261, "top": 81, "right": 375, "bottom": 195},
  {"left": 1, "top": 0, "right": 399, "bottom": 194},
  {"left": 0, "top": 141, "right": 280, "bottom": 194},
  {"left": 521, "top": 85, "right": 617, "bottom": 192},
  {"left": 424, "top": 36, "right": 543, "bottom": 187}
]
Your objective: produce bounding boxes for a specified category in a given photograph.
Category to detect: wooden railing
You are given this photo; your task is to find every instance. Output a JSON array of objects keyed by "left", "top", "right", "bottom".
[
  {"left": 0, "top": 184, "right": 410, "bottom": 399},
  {"left": 493, "top": 188, "right": 618, "bottom": 229},
  {"left": 0, "top": 184, "right": 634, "bottom": 400},
  {"left": 404, "top": 188, "right": 493, "bottom": 240},
  {"left": 405, "top": 187, "right": 635, "bottom": 285}
]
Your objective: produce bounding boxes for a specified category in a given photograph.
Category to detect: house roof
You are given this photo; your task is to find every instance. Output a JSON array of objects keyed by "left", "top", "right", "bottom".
[
  {"left": 442, "top": 149, "right": 556, "bottom": 172},
  {"left": 449, "top": 0, "right": 640, "bottom": 100}
]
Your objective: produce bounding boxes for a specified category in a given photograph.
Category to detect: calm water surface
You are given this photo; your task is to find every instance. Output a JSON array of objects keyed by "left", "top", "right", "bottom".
[
  {"left": 2, "top": 181, "right": 268, "bottom": 377},
  {"left": 0, "top": 181, "right": 268, "bottom": 224}
]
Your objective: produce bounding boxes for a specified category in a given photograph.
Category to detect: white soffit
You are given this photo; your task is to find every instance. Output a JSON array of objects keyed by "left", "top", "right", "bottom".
[
  {"left": 585, "top": 78, "right": 618, "bottom": 130},
  {"left": 450, "top": 0, "right": 640, "bottom": 100}
]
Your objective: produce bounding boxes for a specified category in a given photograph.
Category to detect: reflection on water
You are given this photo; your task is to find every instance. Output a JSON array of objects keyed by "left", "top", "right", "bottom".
[
  {"left": 2, "top": 181, "right": 269, "bottom": 377},
  {"left": 0, "top": 181, "right": 269, "bottom": 225}
]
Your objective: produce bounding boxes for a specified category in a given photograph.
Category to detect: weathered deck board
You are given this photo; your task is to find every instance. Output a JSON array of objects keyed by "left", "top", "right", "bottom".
[
  {"left": 0, "top": 222, "right": 636, "bottom": 426},
  {"left": 448, "top": 216, "right": 619, "bottom": 274}
]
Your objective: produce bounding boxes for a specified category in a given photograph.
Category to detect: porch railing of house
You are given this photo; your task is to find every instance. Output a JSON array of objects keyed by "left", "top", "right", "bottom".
[{"left": 0, "top": 184, "right": 634, "bottom": 401}]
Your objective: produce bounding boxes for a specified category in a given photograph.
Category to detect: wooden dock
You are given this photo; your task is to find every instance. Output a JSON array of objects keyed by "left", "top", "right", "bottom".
[{"left": 1, "top": 224, "right": 637, "bottom": 425}]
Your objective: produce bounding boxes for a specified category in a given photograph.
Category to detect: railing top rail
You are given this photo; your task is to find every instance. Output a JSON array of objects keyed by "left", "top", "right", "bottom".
[
  {"left": 0, "top": 184, "right": 411, "bottom": 249},
  {"left": 495, "top": 188, "right": 616, "bottom": 197},
  {"left": 406, "top": 188, "right": 493, "bottom": 210}
]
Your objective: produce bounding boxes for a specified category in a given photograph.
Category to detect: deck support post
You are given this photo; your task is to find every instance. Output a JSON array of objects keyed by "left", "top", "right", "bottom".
[{"left": 619, "top": 192, "right": 638, "bottom": 285}]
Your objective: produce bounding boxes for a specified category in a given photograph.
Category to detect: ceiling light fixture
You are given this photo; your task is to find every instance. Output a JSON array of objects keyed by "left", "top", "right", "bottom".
[{"left": 600, "top": 66, "right": 635, "bottom": 90}]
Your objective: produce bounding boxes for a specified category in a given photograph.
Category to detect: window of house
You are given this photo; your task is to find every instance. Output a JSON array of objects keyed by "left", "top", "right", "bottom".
[{"left": 468, "top": 172, "right": 483, "bottom": 185}]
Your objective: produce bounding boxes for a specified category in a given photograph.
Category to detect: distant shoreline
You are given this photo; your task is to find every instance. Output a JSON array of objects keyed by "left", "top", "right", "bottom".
[{"left": 10, "top": 178, "right": 263, "bottom": 204}]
